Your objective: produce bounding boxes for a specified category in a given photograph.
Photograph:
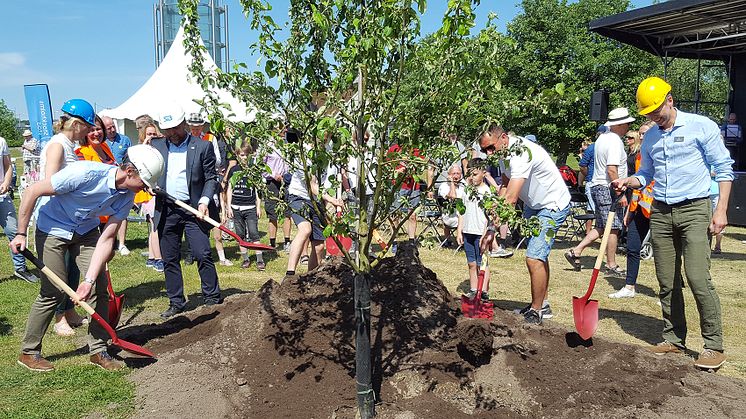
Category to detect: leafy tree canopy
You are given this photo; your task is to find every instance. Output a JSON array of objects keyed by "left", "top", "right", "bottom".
[{"left": 0, "top": 100, "right": 22, "bottom": 147}]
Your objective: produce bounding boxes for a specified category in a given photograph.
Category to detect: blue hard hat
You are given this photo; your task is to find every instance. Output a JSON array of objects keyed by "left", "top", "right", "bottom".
[{"left": 61, "top": 99, "right": 96, "bottom": 126}]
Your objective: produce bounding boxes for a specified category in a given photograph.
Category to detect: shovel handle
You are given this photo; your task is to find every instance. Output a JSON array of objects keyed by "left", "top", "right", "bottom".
[
  {"left": 156, "top": 189, "right": 275, "bottom": 251},
  {"left": 584, "top": 189, "right": 623, "bottom": 300},
  {"left": 171, "top": 198, "right": 221, "bottom": 228},
  {"left": 21, "top": 249, "right": 97, "bottom": 317}
]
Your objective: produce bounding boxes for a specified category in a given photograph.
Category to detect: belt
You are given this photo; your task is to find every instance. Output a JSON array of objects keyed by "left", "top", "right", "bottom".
[{"left": 663, "top": 197, "right": 707, "bottom": 208}]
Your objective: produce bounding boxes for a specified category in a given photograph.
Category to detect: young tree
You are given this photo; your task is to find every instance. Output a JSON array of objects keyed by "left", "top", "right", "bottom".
[
  {"left": 178, "top": 0, "right": 552, "bottom": 416},
  {"left": 498, "top": 0, "right": 661, "bottom": 163}
]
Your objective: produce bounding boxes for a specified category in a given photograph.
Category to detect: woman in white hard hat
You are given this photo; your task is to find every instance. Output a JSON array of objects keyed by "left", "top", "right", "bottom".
[{"left": 10, "top": 144, "right": 164, "bottom": 372}]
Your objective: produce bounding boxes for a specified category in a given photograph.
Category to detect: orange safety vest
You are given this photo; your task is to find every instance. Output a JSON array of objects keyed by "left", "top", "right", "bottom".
[
  {"left": 75, "top": 143, "right": 118, "bottom": 223},
  {"left": 628, "top": 152, "right": 654, "bottom": 218}
]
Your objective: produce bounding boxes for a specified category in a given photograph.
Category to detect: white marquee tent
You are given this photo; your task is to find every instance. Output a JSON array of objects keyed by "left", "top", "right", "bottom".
[{"left": 101, "top": 25, "right": 255, "bottom": 137}]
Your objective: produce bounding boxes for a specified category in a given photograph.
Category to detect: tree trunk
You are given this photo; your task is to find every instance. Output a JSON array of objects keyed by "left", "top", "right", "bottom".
[{"left": 355, "top": 271, "right": 375, "bottom": 417}]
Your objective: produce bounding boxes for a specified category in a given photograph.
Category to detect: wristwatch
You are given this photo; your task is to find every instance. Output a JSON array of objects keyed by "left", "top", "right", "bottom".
[{"left": 84, "top": 277, "right": 95, "bottom": 285}]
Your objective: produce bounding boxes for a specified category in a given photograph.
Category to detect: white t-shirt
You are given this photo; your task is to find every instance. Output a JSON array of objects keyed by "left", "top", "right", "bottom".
[
  {"left": 590, "top": 132, "right": 627, "bottom": 187},
  {"left": 345, "top": 154, "right": 376, "bottom": 195},
  {"left": 460, "top": 183, "right": 490, "bottom": 235},
  {"left": 499, "top": 136, "right": 571, "bottom": 211},
  {"left": 438, "top": 181, "right": 465, "bottom": 203},
  {"left": 0, "top": 137, "right": 9, "bottom": 198},
  {"left": 39, "top": 133, "right": 78, "bottom": 180},
  {"left": 438, "top": 180, "right": 465, "bottom": 228}
]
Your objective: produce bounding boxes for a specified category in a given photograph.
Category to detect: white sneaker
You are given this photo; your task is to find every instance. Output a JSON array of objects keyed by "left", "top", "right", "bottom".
[
  {"left": 609, "top": 287, "right": 636, "bottom": 298},
  {"left": 118, "top": 245, "right": 131, "bottom": 256},
  {"left": 219, "top": 259, "right": 234, "bottom": 267},
  {"left": 490, "top": 246, "right": 514, "bottom": 258}
]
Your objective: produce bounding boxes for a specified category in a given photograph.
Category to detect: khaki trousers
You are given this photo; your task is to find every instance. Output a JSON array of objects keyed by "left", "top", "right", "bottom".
[
  {"left": 650, "top": 198, "right": 723, "bottom": 352},
  {"left": 21, "top": 229, "right": 109, "bottom": 355}
]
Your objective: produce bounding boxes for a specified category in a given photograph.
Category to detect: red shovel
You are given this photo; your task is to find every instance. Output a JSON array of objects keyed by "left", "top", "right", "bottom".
[
  {"left": 105, "top": 264, "right": 124, "bottom": 329},
  {"left": 572, "top": 191, "right": 621, "bottom": 340},
  {"left": 21, "top": 249, "right": 155, "bottom": 358},
  {"left": 156, "top": 189, "right": 275, "bottom": 251},
  {"left": 461, "top": 254, "right": 494, "bottom": 319}
]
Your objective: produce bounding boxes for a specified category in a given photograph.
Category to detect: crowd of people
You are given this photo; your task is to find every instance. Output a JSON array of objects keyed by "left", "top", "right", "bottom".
[{"left": 1, "top": 74, "right": 738, "bottom": 372}]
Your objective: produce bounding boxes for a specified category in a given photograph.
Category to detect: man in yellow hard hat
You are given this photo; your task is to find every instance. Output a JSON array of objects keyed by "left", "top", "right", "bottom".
[{"left": 611, "top": 76, "right": 733, "bottom": 370}]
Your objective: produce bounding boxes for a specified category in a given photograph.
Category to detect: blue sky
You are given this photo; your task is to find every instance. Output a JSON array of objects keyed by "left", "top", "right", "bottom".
[{"left": 1, "top": 0, "right": 653, "bottom": 120}]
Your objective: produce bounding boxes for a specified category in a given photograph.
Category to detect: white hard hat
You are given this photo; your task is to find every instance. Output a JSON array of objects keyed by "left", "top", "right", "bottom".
[
  {"left": 125, "top": 144, "right": 165, "bottom": 190},
  {"left": 157, "top": 102, "right": 186, "bottom": 130}
]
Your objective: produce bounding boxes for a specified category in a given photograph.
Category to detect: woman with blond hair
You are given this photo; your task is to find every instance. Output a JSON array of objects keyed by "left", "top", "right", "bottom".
[{"left": 624, "top": 130, "right": 641, "bottom": 176}]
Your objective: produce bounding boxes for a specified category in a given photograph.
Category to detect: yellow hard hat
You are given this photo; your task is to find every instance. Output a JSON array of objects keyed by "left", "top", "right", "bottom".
[{"left": 636, "top": 77, "right": 672, "bottom": 115}]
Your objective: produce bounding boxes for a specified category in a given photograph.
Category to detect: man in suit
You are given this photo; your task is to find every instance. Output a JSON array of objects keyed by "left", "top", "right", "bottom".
[{"left": 152, "top": 103, "right": 222, "bottom": 318}]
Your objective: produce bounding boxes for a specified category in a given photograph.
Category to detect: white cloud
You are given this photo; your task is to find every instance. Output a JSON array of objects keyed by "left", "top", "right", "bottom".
[
  {"left": 0, "top": 52, "right": 54, "bottom": 88},
  {"left": 0, "top": 52, "right": 26, "bottom": 70}
]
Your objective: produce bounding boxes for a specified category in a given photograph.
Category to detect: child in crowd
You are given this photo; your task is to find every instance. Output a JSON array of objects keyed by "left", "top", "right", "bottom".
[
  {"left": 227, "top": 141, "right": 265, "bottom": 270},
  {"left": 457, "top": 158, "right": 491, "bottom": 300}
]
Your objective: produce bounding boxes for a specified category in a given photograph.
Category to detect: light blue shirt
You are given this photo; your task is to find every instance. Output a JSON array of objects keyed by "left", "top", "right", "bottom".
[
  {"left": 166, "top": 139, "right": 190, "bottom": 201},
  {"left": 37, "top": 161, "right": 134, "bottom": 239},
  {"left": 635, "top": 109, "right": 734, "bottom": 205},
  {"left": 106, "top": 133, "right": 132, "bottom": 164}
]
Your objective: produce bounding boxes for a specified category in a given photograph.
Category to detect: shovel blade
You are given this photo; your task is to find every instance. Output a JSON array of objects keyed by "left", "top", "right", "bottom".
[
  {"left": 92, "top": 313, "right": 155, "bottom": 358},
  {"left": 326, "top": 235, "right": 352, "bottom": 256},
  {"left": 460, "top": 296, "right": 494, "bottom": 319},
  {"left": 572, "top": 296, "right": 599, "bottom": 340}
]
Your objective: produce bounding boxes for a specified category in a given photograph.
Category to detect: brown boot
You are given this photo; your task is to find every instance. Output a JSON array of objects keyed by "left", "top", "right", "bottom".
[
  {"left": 89, "top": 351, "right": 124, "bottom": 371},
  {"left": 17, "top": 354, "right": 55, "bottom": 372}
]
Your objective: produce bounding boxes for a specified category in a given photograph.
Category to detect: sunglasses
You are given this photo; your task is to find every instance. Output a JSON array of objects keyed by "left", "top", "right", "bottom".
[
  {"left": 625, "top": 136, "right": 635, "bottom": 139},
  {"left": 480, "top": 144, "right": 497, "bottom": 154}
]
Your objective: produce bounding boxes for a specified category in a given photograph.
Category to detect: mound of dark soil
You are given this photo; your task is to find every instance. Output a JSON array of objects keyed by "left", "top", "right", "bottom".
[{"left": 128, "top": 243, "right": 746, "bottom": 418}]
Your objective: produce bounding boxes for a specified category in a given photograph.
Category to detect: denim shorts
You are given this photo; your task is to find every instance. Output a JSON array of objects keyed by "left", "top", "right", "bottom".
[
  {"left": 288, "top": 195, "right": 326, "bottom": 241},
  {"left": 523, "top": 204, "right": 570, "bottom": 262},
  {"left": 391, "top": 188, "right": 420, "bottom": 213},
  {"left": 591, "top": 185, "right": 623, "bottom": 230},
  {"left": 462, "top": 233, "right": 482, "bottom": 265}
]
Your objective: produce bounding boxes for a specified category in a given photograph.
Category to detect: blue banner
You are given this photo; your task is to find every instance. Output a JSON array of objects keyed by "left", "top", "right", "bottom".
[{"left": 23, "top": 84, "right": 54, "bottom": 146}]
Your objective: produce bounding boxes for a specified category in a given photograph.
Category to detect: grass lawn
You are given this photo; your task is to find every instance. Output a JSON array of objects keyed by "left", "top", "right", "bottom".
[{"left": 1, "top": 154, "right": 744, "bottom": 417}]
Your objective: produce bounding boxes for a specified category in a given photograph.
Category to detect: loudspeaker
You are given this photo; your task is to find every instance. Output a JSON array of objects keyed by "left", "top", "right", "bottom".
[
  {"left": 728, "top": 172, "right": 746, "bottom": 227},
  {"left": 589, "top": 90, "right": 609, "bottom": 122}
]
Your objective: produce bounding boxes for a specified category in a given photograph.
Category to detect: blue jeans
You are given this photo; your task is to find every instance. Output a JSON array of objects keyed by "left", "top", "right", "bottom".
[
  {"left": 625, "top": 209, "right": 650, "bottom": 286},
  {"left": 1, "top": 196, "right": 26, "bottom": 271},
  {"left": 523, "top": 204, "right": 570, "bottom": 262}
]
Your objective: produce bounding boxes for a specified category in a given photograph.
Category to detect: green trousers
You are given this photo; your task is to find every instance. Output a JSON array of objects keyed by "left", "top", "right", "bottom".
[
  {"left": 21, "top": 229, "right": 109, "bottom": 355},
  {"left": 650, "top": 197, "right": 723, "bottom": 352}
]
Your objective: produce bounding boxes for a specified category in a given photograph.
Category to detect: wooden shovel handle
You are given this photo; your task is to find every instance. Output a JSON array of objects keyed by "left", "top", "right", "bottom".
[
  {"left": 171, "top": 198, "right": 221, "bottom": 228},
  {"left": 21, "top": 249, "right": 97, "bottom": 316}
]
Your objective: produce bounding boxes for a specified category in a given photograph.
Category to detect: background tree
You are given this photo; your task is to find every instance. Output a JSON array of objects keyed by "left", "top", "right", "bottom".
[
  {"left": 0, "top": 100, "right": 22, "bottom": 147},
  {"left": 498, "top": 0, "right": 660, "bottom": 163}
]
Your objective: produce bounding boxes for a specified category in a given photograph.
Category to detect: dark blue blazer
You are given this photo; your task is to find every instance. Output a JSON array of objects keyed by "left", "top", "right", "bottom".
[{"left": 151, "top": 134, "right": 220, "bottom": 230}]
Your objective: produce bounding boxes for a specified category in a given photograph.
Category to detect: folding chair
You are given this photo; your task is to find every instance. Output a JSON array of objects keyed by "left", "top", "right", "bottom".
[
  {"left": 417, "top": 198, "right": 444, "bottom": 244},
  {"left": 557, "top": 189, "right": 594, "bottom": 242}
]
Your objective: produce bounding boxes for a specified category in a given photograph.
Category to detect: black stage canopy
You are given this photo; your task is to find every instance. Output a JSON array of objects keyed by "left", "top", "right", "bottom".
[{"left": 588, "top": 0, "right": 746, "bottom": 60}]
